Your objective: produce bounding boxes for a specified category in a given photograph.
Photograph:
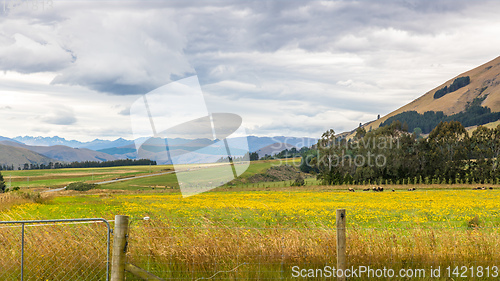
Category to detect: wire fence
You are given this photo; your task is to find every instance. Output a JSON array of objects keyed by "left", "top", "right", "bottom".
[
  {"left": 1, "top": 215, "right": 499, "bottom": 280},
  {"left": 124, "top": 219, "right": 500, "bottom": 280},
  {"left": 0, "top": 219, "right": 111, "bottom": 281}
]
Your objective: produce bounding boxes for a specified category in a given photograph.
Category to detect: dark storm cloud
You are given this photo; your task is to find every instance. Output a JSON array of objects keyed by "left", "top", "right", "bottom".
[
  {"left": 0, "top": 0, "right": 493, "bottom": 95},
  {"left": 1, "top": 0, "right": 500, "bottom": 139}
]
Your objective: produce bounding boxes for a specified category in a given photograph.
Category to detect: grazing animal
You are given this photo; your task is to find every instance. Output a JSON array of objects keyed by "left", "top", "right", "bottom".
[
  {"left": 378, "top": 186, "right": 384, "bottom": 192},
  {"left": 363, "top": 188, "right": 370, "bottom": 191},
  {"left": 372, "top": 186, "right": 377, "bottom": 191},
  {"left": 408, "top": 187, "right": 416, "bottom": 191},
  {"left": 489, "top": 187, "right": 494, "bottom": 190},
  {"left": 392, "top": 189, "right": 395, "bottom": 192},
  {"left": 348, "top": 187, "right": 355, "bottom": 192}
]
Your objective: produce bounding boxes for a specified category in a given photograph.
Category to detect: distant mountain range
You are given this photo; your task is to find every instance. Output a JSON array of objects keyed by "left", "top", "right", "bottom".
[
  {"left": 0, "top": 135, "right": 317, "bottom": 167},
  {"left": 10, "top": 135, "right": 316, "bottom": 151},
  {"left": 12, "top": 136, "right": 133, "bottom": 150}
]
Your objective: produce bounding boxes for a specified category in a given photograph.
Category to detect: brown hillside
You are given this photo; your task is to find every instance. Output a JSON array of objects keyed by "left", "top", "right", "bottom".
[
  {"left": 0, "top": 140, "right": 116, "bottom": 163},
  {"left": 0, "top": 144, "right": 55, "bottom": 168},
  {"left": 364, "top": 56, "right": 500, "bottom": 132}
]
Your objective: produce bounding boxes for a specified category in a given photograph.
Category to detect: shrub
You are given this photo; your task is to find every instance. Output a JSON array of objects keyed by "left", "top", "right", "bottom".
[
  {"left": 7, "top": 186, "right": 20, "bottom": 192},
  {"left": 291, "top": 174, "right": 305, "bottom": 187},
  {"left": 467, "top": 215, "right": 480, "bottom": 228},
  {"left": 66, "top": 182, "right": 98, "bottom": 192}
]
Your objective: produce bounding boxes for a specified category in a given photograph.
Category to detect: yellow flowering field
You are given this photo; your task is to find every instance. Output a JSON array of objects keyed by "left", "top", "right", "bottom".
[
  {"left": 3, "top": 188, "right": 500, "bottom": 280},
  {"left": 4, "top": 189, "right": 500, "bottom": 229}
]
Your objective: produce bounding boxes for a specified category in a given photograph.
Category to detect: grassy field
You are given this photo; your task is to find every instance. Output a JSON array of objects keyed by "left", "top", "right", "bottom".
[
  {"left": 2, "top": 161, "right": 500, "bottom": 280},
  {"left": 3, "top": 186, "right": 500, "bottom": 279},
  {"left": 0, "top": 165, "right": 173, "bottom": 189},
  {"left": 4, "top": 188, "right": 500, "bottom": 228},
  {"left": 0, "top": 158, "right": 299, "bottom": 190}
]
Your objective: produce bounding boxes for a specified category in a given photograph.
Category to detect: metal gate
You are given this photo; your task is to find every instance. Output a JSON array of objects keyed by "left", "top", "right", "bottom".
[{"left": 0, "top": 218, "right": 111, "bottom": 281}]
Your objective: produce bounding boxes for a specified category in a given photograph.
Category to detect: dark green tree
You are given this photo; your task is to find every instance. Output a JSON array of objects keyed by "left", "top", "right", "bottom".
[
  {"left": 316, "top": 129, "right": 344, "bottom": 185},
  {"left": 0, "top": 172, "right": 6, "bottom": 193},
  {"left": 428, "top": 121, "right": 468, "bottom": 180}
]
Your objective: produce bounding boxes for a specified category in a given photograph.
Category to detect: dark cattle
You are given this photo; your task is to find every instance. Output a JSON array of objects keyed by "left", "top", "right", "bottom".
[
  {"left": 408, "top": 187, "right": 416, "bottom": 191},
  {"left": 392, "top": 189, "right": 395, "bottom": 192},
  {"left": 363, "top": 188, "right": 370, "bottom": 191},
  {"left": 348, "top": 187, "right": 355, "bottom": 192}
]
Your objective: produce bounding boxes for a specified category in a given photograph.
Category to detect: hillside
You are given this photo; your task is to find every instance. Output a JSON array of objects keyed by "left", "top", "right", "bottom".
[
  {"left": 0, "top": 141, "right": 117, "bottom": 163},
  {"left": 356, "top": 56, "right": 500, "bottom": 135},
  {"left": 0, "top": 144, "right": 54, "bottom": 168},
  {"left": 255, "top": 143, "right": 298, "bottom": 158}
]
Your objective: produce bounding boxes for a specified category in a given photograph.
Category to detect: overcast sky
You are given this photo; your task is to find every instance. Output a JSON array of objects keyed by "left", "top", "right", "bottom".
[{"left": 1, "top": 0, "right": 500, "bottom": 141}]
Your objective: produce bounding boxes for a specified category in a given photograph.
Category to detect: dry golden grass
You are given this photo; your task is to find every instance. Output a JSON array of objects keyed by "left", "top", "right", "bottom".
[
  {"left": 0, "top": 191, "right": 50, "bottom": 213},
  {"left": 3, "top": 217, "right": 498, "bottom": 280},
  {"left": 0, "top": 221, "right": 109, "bottom": 280},
  {"left": 124, "top": 220, "right": 500, "bottom": 280}
]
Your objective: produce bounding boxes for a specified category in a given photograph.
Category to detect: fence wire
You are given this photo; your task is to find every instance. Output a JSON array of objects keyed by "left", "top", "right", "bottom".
[
  {"left": 124, "top": 220, "right": 500, "bottom": 280},
  {"left": 2, "top": 218, "right": 499, "bottom": 280},
  {"left": 0, "top": 219, "right": 111, "bottom": 281}
]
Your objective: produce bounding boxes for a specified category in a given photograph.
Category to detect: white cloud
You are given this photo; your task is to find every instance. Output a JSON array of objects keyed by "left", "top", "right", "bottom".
[
  {"left": 41, "top": 107, "right": 77, "bottom": 125},
  {"left": 1, "top": 0, "right": 500, "bottom": 141}
]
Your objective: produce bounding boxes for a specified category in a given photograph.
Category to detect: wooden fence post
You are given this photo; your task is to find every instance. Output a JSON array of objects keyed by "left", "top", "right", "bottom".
[
  {"left": 111, "top": 215, "right": 129, "bottom": 281},
  {"left": 336, "top": 209, "right": 346, "bottom": 281}
]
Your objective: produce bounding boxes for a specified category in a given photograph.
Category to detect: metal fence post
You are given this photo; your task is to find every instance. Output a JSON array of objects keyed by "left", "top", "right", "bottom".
[
  {"left": 111, "top": 215, "right": 129, "bottom": 281},
  {"left": 21, "top": 223, "right": 25, "bottom": 281},
  {"left": 336, "top": 209, "right": 346, "bottom": 281}
]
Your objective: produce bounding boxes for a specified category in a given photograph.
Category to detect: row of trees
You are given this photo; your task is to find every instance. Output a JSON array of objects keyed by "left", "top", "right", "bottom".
[
  {"left": 0, "top": 164, "right": 15, "bottom": 171},
  {"left": 0, "top": 159, "right": 157, "bottom": 171},
  {"left": 304, "top": 120, "right": 500, "bottom": 185},
  {"left": 216, "top": 147, "right": 312, "bottom": 163},
  {"left": 216, "top": 152, "right": 260, "bottom": 163},
  {"left": 261, "top": 147, "right": 311, "bottom": 160}
]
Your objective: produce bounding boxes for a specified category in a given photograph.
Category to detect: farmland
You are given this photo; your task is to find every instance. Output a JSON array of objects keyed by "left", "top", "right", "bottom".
[
  {"left": 0, "top": 158, "right": 299, "bottom": 190},
  {"left": 0, "top": 165, "right": 173, "bottom": 189},
  {"left": 4, "top": 188, "right": 500, "bottom": 229},
  {"left": 2, "top": 161, "right": 500, "bottom": 280}
]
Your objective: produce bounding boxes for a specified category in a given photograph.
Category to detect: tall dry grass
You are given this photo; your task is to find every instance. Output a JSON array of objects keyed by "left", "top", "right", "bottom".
[
  {"left": 0, "top": 222, "right": 109, "bottom": 281},
  {"left": 1, "top": 217, "right": 499, "bottom": 280},
  {"left": 2, "top": 189, "right": 500, "bottom": 280},
  {"left": 0, "top": 191, "right": 49, "bottom": 213},
  {"left": 125, "top": 220, "right": 500, "bottom": 280},
  {"left": 0, "top": 193, "right": 109, "bottom": 281}
]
